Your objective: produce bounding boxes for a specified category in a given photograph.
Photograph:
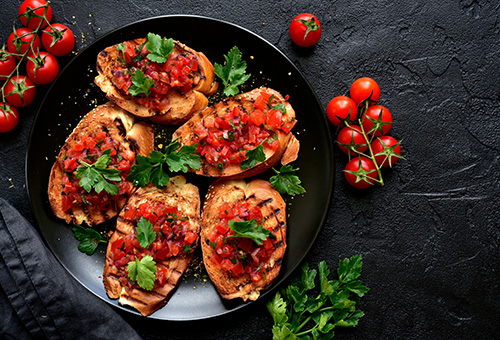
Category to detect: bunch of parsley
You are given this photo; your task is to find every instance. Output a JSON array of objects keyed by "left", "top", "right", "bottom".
[{"left": 267, "top": 255, "right": 369, "bottom": 340}]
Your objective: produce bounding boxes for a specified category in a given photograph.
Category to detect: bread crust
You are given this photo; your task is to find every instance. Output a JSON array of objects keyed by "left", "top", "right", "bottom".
[
  {"left": 172, "top": 87, "right": 300, "bottom": 179},
  {"left": 103, "top": 176, "right": 201, "bottom": 316},
  {"left": 95, "top": 38, "right": 218, "bottom": 125},
  {"left": 200, "top": 179, "right": 287, "bottom": 301},
  {"left": 48, "top": 102, "right": 154, "bottom": 226}
]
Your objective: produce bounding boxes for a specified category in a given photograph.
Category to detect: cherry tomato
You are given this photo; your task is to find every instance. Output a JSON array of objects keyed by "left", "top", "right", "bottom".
[
  {"left": 7, "top": 28, "right": 41, "bottom": 59},
  {"left": 26, "top": 51, "right": 59, "bottom": 85},
  {"left": 19, "top": 0, "right": 52, "bottom": 30},
  {"left": 344, "top": 156, "right": 378, "bottom": 189},
  {"left": 337, "top": 125, "right": 367, "bottom": 156},
  {"left": 371, "top": 136, "right": 402, "bottom": 167},
  {"left": 326, "top": 96, "right": 357, "bottom": 126},
  {"left": 0, "top": 52, "right": 16, "bottom": 80},
  {"left": 362, "top": 105, "right": 393, "bottom": 136},
  {"left": 4, "top": 75, "right": 36, "bottom": 107},
  {"left": 349, "top": 77, "right": 381, "bottom": 105},
  {"left": 41, "top": 23, "right": 75, "bottom": 57},
  {"left": 289, "top": 13, "right": 322, "bottom": 47},
  {"left": 0, "top": 104, "right": 19, "bottom": 133}
]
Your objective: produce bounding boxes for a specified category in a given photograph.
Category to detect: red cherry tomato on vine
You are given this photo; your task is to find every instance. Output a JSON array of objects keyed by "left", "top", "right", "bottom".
[
  {"left": 337, "top": 125, "right": 367, "bottom": 156},
  {"left": 0, "top": 53, "right": 16, "bottom": 80},
  {"left": 7, "top": 28, "right": 41, "bottom": 59},
  {"left": 289, "top": 13, "right": 322, "bottom": 47},
  {"left": 0, "top": 104, "right": 19, "bottom": 133},
  {"left": 27, "top": 51, "right": 59, "bottom": 85},
  {"left": 344, "top": 156, "right": 377, "bottom": 189},
  {"left": 41, "top": 23, "right": 75, "bottom": 57},
  {"left": 4, "top": 75, "right": 36, "bottom": 107},
  {"left": 350, "top": 77, "right": 381, "bottom": 105},
  {"left": 362, "top": 105, "right": 393, "bottom": 136},
  {"left": 19, "top": 0, "right": 52, "bottom": 30},
  {"left": 371, "top": 136, "right": 401, "bottom": 167},
  {"left": 326, "top": 96, "right": 357, "bottom": 126}
]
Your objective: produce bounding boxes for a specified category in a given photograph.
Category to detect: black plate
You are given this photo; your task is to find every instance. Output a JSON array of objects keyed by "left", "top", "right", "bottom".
[{"left": 26, "top": 15, "right": 334, "bottom": 321}]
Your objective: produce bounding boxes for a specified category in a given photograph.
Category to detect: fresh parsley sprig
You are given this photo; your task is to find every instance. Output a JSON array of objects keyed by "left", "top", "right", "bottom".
[
  {"left": 228, "top": 219, "right": 274, "bottom": 245},
  {"left": 270, "top": 165, "right": 306, "bottom": 196},
  {"left": 267, "top": 255, "right": 369, "bottom": 340},
  {"left": 127, "top": 255, "right": 157, "bottom": 291},
  {"left": 75, "top": 149, "right": 122, "bottom": 195},
  {"left": 145, "top": 32, "right": 174, "bottom": 63},
  {"left": 128, "top": 69, "right": 155, "bottom": 97},
  {"left": 71, "top": 224, "right": 106, "bottom": 255},
  {"left": 214, "top": 46, "right": 251, "bottom": 97},
  {"left": 136, "top": 217, "right": 157, "bottom": 249},
  {"left": 240, "top": 138, "right": 267, "bottom": 170},
  {"left": 127, "top": 138, "right": 201, "bottom": 188}
]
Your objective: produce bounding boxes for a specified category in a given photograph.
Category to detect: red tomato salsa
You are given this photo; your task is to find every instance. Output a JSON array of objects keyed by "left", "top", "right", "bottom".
[
  {"left": 111, "top": 203, "right": 198, "bottom": 288},
  {"left": 110, "top": 39, "right": 199, "bottom": 112},
  {"left": 191, "top": 91, "right": 296, "bottom": 169},
  {"left": 61, "top": 130, "right": 134, "bottom": 212},
  {"left": 208, "top": 201, "right": 276, "bottom": 282}
]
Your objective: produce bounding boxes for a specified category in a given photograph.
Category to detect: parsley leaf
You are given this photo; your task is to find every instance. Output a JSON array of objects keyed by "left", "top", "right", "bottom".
[
  {"left": 268, "top": 94, "right": 287, "bottom": 114},
  {"left": 128, "top": 69, "right": 155, "bottom": 97},
  {"left": 270, "top": 165, "right": 306, "bottom": 195},
  {"left": 75, "top": 149, "right": 121, "bottom": 195},
  {"left": 214, "top": 46, "right": 251, "bottom": 96},
  {"left": 145, "top": 32, "right": 174, "bottom": 63},
  {"left": 240, "top": 139, "right": 267, "bottom": 170},
  {"left": 228, "top": 219, "right": 272, "bottom": 245},
  {"left": 72, "top": 224, "right": 106, "bottom": 255},
  {"left": 266, "top": 255, "right": 369, "bottom": 340},
  {"left": 136, "top": 217, "right": 157, "bottom": 249},
  {"left": 127, "top": 255, "right": 157, "bottom": 291},
  {"left": 127, "top": 138, "right": 201, "bottom": 188}
]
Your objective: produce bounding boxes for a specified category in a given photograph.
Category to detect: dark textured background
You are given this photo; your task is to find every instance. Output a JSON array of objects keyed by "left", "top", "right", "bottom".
[{"left": 1, "top": 0, "right": 499, "bottom": 339}]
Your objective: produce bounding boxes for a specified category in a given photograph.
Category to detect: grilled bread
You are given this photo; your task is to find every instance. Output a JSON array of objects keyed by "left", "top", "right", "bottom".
[
  {"left": 103, "top": 176, "right": 200, "bottom": 316},
  {"left": 172, "top": 87, "right": 300, "bottom": 179},
  {"left": 48, "top": 102, "right": 154, "bottom": 226},
  {"left": 95, "top": 35, "right": 218, "bottom": 125},
  {"left": 201, "top": 179, "right": 287, "bottom": 301}
]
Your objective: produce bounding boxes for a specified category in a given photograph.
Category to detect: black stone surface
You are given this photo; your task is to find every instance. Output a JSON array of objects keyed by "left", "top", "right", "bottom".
[{"left": 1, "top": 0, "right": 499, "bottom": 339}]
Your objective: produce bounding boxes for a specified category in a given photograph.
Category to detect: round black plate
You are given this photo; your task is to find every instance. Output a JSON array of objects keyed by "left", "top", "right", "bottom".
[{"left": 26, "top": 15, "right": 334, "bottom": 320}]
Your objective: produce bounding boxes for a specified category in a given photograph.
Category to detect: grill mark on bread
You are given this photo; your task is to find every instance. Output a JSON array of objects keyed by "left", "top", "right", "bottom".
[{"left": 114, "top": 118, "right": 127, "bottom": 137}]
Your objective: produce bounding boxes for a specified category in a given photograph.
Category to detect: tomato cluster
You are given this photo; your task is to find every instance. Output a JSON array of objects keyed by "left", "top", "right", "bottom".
[
  {"left": 326, "top": 77, "right": 403, "bottom": 189},
  {"left": 0, "top": 0, "right": 75, "bottom": 133}
]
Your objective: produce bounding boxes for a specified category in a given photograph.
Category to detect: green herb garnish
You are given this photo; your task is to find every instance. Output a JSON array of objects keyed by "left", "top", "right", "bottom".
[
  {"left": 145, "top": 32, "right": 174, "bottom": 63},
  {"left": 75, "top": 149, "right": 121, "bottom": 195},
  {"left": 214, "top": 46, "right": 251, "bottom": 96},
  {"left": 270, "top": 165, "right": 306, "bottom": 195},
  {"left": 127, "top": 138, "right": 201, "bottom": 188},
  {"left": 136, "top": 217, "right": 157, "bottom": 249},
  {"left": 127, "top": 255, "right": 157, "bottom": 291},
  {"left": 128, "top": 69, "right": 155, "bottom": 97},
  {"left": 267, "top": 255, "right": 369, "bottom": 340},
  {"left": 71, "top": 224, "right": 106, "bottom": 255},
  {"left": 228, "top": 219, "right": 272, "bottom": 245},
  {"left": 240, "top": 139, "right": 267, "bottom": 170}
]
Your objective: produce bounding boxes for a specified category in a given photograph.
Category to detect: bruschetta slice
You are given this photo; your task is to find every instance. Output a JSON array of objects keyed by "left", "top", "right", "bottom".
[
  {"left": 95, "top": 33, "right": 218, "bottom": 125},
  {"left": 103, "top": 176, "right": 200, "bottom": 316},
  {"left": 172, "top": 87, "right": 300, "bottom": 179},
  {"left": 48, "top": 102, "right": 154, "bottom": 226},
  {"left": 201, "top": 179, "right": 287, "bottom": 301}
]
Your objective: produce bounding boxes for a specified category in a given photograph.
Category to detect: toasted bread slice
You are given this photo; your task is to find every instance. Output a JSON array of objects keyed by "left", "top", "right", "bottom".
[
  {"left": 201, "top": 179, "right": 286, "bottom": 301},
  {"left": 95, "top": 37, "right": 218, "bottom": 125},
  {"left": 48, "top": 102, "right": 154, "bottom": 226},
  {"left": 172, "top": 87, "right": 300, "bottom": 179},
  {"left": 103, "top": 176, "right": 200, "bottom": 316}
]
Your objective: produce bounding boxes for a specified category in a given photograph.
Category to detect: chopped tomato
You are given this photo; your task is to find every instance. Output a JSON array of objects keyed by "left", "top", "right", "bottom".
[
  {"left": 267, "top": 109, "right": 283, "bottom": 128},
  {"left": 184, "top": 231, "right": 197, "bottom": 244},
  {"left": 250, "top": 110, "right": 267, "bottom": 126},
  {"left": 254, "top": 95, "right": 266, "bottom": 110},
  {"left": 61, "top": 195, "right": 72, "bottom": 211}
]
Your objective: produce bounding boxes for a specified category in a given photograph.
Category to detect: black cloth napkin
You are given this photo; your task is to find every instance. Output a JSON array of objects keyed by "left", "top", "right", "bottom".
[{"left": 0, "top": 198, "right": 143, "bottom": 340}]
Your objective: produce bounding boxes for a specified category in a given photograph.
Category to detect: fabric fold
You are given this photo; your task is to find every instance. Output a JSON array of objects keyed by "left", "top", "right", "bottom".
[{"left": 0, "top": 198, "right": 143, "bottom": 340}]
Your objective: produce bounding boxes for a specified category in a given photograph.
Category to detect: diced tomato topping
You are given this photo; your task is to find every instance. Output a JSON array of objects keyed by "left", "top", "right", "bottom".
[
  {"left": 61, "top": 195, "right": 72, "bottom": 211},
  {"left": 63, "top": 158, "right": 77, "bottom": 172},
  {"left": 281, "top": 119, "right": 297, "bottom": 134},
  {"left": 184, "top": 231, "right": 198, "bottom": 245},
  {"left": 156, "top": 268, "right": 167, "bottom": 287},
  {"left": 267, "top": 109, "right": 283, "bottom": 129},
  {"left": 253, "top": 95, "right": 266, "bottom": 110},
  {"left": 74, "top": 141, "right": 84, "bottom": 152},
  {"left": 250, "top": 110, "right": 267, "bottom": 126}
]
